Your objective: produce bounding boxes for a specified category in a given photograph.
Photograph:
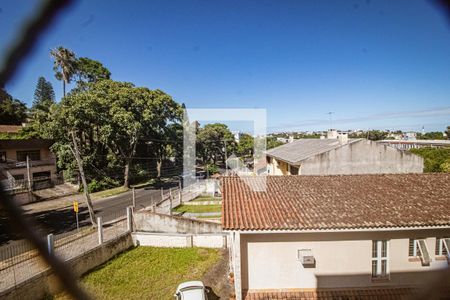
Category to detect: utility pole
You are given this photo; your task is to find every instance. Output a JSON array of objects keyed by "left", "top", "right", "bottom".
[
  {"left": 224, "top": 140, "right": 228, "bottom": 175},
  {"left": 70, "top": 131, "right": 96, "bottom": 226},
  {"left": 326, "top": 112, "right": 334, "bottom": 129}
]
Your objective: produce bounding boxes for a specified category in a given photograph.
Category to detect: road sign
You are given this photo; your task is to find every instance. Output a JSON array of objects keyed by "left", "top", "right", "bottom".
[
  {"left": 73, "top": 201, "right": 79, "bottom": 230},
  {"left": 73, "top": 201, "right": 79, "bottom": 213}
]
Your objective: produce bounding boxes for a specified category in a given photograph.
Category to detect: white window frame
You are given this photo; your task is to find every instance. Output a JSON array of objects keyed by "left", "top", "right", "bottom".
[
  {"left": 437, "top": 238, "right": 450, "bottom": 257},
  {"left": 372, "top": 240, "right": 389, "bottom": 279},
  {"left": 410, "top": 238, "right": 432, "bottom": 265}
]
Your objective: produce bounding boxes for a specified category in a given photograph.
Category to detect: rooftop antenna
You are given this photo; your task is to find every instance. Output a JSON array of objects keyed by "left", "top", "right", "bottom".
[{"left": 326, "top": 112, "right": 334, "bottom": 129}]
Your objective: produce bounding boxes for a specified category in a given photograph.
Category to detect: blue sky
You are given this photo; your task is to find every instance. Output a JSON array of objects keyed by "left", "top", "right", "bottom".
[{"left": 1, "top": 0, "right": 450, "bottom": 133}]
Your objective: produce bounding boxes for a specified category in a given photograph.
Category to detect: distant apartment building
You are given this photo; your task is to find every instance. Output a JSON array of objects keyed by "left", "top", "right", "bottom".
[
  {"left": 222, "top": 174, "right": 450, "bottom": 300},
  {"left": 378, "top": 139, "right": 450, "bottom": 150},
  {"left": 266, "top": 130, "right": 423, "bottom": 175},
  {"left": 0, "top": 139, "right": 58, "bottom": 191}
]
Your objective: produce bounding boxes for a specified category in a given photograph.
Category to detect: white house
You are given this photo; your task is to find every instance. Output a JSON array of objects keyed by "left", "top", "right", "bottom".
[
  {"left": 222, "top": 174, "right": 450, "bottom": 299},
  {"left": 266, "top": 132, "right": 423, "bottom": 175}
]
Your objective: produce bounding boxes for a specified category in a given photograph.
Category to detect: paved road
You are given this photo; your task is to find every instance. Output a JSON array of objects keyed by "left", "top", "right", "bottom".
[{"left": 0, "top": 184, "right": 176, "bottom": 245}]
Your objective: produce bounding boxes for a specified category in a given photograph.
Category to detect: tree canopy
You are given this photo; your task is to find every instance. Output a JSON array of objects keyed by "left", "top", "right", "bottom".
[
  {"left": 47, "top": 80, "right": 183, "bottom": 188},
  {"left": 0, "top": 88, "right": 27, "bottom": 125},
  {"left": 196, "top": 123, "right": 236, "bottom": 165},
  {"left": 76, "top": 57, "right": 111, "bottom": 83},
  {"left": 410, "top": 148, "right": 450, "bottom": 173}
]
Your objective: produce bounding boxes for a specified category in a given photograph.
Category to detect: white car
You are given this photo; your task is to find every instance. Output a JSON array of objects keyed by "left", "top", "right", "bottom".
[{"left": 174, "top": 281, "right": 208, "bottom": 300}]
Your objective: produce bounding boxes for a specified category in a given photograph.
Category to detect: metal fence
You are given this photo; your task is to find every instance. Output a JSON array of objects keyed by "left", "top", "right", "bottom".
[{"left": 0, "top": 208, "right": 131, "bottom": 293}]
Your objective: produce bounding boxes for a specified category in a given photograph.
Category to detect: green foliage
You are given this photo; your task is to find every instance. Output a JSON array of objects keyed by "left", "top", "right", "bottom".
[
  {"left": 173, "top": 204, "right": 222, "bottom": 213},
  {"left": 416, "top": 131, "right": 445, "bottom": 140},
  {"left": 205, "top": 163, "right": 219, "bottom": 175},
  {"left": 76, "top": 57, "right": 111, "bottom": 83},
  {"left": 0, "top": 88, "right": 27, "bottom": 125},
  {"left": 236, "top": 133, "right": 254, "bottom": 157},
  {"left": 266, "top": 136, "right": 284, "bottom": 149},
  {"left": 39, "top": 79, "right": 182, "bottom": 190},
  {"left": 86, "top": 177, "right": 120, "bottom": 193},
  {"left": 59, "top": 247, "right": 221, "bottom": 300},
  {"left": 51, "top": 47, "right": 77, "bottom": 96},
  {"left": 410, "top": 148, "right": 450, "bottom": 173},
  {"left": 197, "top": 123, "right": 236, "bottom": 164},
  {"left": 445, "top": 126, "right": 450, "bottom": 140},
  {"left": 33, "top": 76, "right": 55, "bottom": 108}
]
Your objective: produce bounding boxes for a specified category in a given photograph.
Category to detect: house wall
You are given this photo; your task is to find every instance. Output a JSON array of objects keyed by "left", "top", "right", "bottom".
[
  {"left": 301, "top": 140, "right": 423, "bottom": 175},
  {"left": 0, "top": 147, "right": 57, "bottom": 179},
  {"left": 269, "top": 157, "right": 290, "bottom": 175},
  {"left": 268, "top": 140, "right": 423, "bottom": 175},
  {"left": 1, "top": 147, "right": 54, "bottom": 161},
  {"left": 238, "top": 229, "right": 450, "bottom": 292}
]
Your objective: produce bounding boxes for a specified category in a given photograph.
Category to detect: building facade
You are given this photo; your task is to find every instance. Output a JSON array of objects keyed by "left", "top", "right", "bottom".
[
  {"left": 266, "top": 136, "right": 423, "bottom": 175},
  {"left": 0, "top": 139, "right": 58, "bottom": 191},
  {"left": 222, "top": 175, "right": 450, "bottom": 299}
]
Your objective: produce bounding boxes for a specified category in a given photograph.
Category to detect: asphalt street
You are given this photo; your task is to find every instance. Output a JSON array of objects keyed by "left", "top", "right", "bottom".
[{"left": 0, "top": 185, "right": 176, "bottom": 245}]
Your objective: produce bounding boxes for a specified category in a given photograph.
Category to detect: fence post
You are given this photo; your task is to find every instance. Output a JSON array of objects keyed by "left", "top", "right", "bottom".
[
  {"left": 132, "top": 187, "right": 136, "bottom": 208},
  {"left": 47, "top": 234, "right": 54, "bottom": 254},
  {"left": 97, "top": 216, "right": 103, "bottom": 245},
  {"left": 186, "top": 235, "right": 193, "bottom": 247},
  {"left": 169, "top": 192, "right": 173, "bottom": 216},
  {"left": 161, "top": 187, "right": 163, "bottom": 199},
  {"left": 127, "top": 206, "right": 133, "bottom": 232}
]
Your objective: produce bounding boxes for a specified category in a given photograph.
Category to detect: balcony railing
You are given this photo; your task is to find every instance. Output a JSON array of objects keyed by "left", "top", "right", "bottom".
[{"left": 0, "top": 158, "right": 56, "bottom": 169}]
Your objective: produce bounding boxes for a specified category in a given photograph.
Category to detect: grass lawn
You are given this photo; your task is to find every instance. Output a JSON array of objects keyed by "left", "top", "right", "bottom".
[
  {"left": 172, "top": 204, "right": 222, "bottom": 214},
  {"left": 55, "top": 247, "right": 222, "bottom": 300},
  {"left": 91, "top": 186, "right": 129, "bottom": 200},
  {"left": 197, "top": 215, "right": 222, "bottom": 219},
  {"left": 192, "top": 196, "right": 222, "bottom": 202}
]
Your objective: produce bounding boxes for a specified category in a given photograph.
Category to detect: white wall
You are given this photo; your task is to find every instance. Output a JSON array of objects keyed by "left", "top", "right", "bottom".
[
  {"left": 132, "top": 232, "right": 228, "bottom": 248},
  {"left": 238, "top": 229, "right": 449, "bottom": 292},
  {"left": 300, "top": 140, "right": 423, "bottom": 175}
]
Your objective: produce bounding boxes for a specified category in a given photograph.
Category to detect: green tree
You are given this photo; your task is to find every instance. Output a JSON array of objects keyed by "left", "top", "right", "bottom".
[
  {"left": 446, "top": 126, "right": 450, "bottom": 140},
  {"left": 197, "top": 123, "right": 235, "bottom": 165},
  {"left": 76, "top": 57, "right": 111, "bottom": 83},
  {"left": 266, "top": 136, "right": 283, "bottom": 149},
  {"left": 33, "top": 76, "right": 55, "bottom": 108},
  {"left": 410, "top": 148, "right": 450, "bottom": 173},
  {"left": 366, "top": 130, "right": 388, "bottom": 141},
  {"left": 56, "top": 80, "right": 182, "bottom": 188},
  {"left": 0, "top": 88, "right": 27, "bottom": 125},
  {"left": 236, "top": 133, "right": 254, "bottom": 157},
  {"left": 416, "top": 131, "right": 445, "bottom": 140},
  {"left": 51, "top": 47, "right": 77, "bottom": 97}
]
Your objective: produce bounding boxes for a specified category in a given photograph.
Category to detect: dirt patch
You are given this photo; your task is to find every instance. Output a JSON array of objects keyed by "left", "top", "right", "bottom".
[{"left": 201, "top": 249, "right": 233, "bottom": 299}]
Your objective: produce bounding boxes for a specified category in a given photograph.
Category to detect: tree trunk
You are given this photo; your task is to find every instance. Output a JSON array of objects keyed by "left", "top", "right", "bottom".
[
  {"left": 123, "top": 158, "right": 131, "bottom": 188},
  {"left": 70, "top": 131, "right": 96, "bottom": 226},
  {"left": 156, "top": 159, "right": 162, "bottom": 178},
  {"left": 63, "top": 81, "right": 66, "bottom": 97}
]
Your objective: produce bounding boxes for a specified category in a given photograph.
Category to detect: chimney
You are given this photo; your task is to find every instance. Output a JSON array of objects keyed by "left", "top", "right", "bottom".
[
  {"left": 326, "top": 129, "right": 338, "bottom": 139},
  {"left": 338, "top": 133, "right": 348, "bottom": 145}
]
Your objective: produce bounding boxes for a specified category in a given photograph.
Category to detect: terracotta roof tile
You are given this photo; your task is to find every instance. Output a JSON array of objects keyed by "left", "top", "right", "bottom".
[
  {"left": 222, "top": 174, "right": 450, "bottom": 231},
  {"left": 0, "top": 125, "right": 22, "bottom": 133}
]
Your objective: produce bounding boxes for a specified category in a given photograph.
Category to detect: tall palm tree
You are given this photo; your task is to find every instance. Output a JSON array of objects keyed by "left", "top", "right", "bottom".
[{"left": 50, "top": 47, "right": 76, "bottom": 97}]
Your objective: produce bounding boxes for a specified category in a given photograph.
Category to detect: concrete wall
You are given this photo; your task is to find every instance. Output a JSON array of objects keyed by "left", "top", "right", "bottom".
[
  {"left": 268, "top": 139, "right": 423, "bottom": 175},
  {"left": 134, "top": 210, "right": 222, "bottom": 234},
  {"left": 133, "top": 232, "right": 228, "bottom": 248},
  {"left": 238, "top": 229, "right": 450, "bottom": 292},
  {"left": 0, "top": 233, "right": 133, "bottom": 300},
  {"left": 300, "top": 140, "right": 423, "bottom": 175}
]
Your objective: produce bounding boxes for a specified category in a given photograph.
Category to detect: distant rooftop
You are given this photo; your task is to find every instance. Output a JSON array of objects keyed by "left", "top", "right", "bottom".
[
  {"left": 0, "top": 125, "right": 22, "bottom": 134},
  {"left": 379, "top": 139, "right": 450, "bottom": 145},
  {"left": 266, "top": 138, "right": 362, "bottom": 165}
]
